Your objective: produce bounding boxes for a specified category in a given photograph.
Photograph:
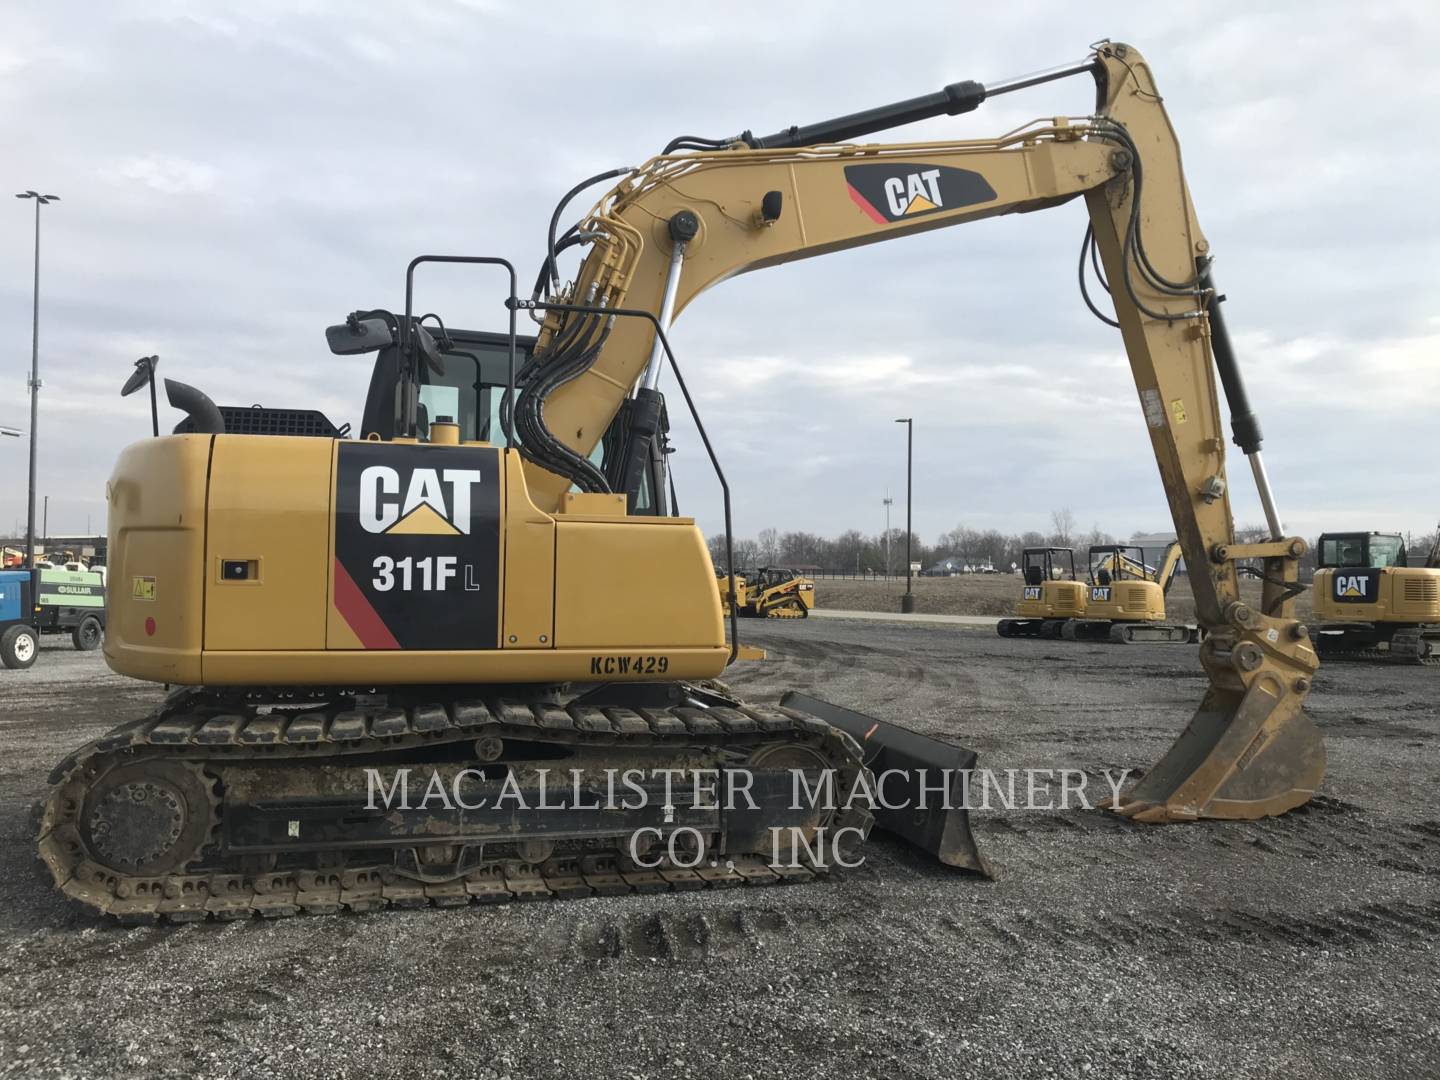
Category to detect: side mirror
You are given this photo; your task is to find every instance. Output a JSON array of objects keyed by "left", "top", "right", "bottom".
[
  {"left": 121, "top": 355, "right": 159, "bottom": 397},
  {"left": 121, "top": 355, "right": 161, "bottom": 436},
  {"left": 327, "top": 316, "right": 396, "bottom": 356}
]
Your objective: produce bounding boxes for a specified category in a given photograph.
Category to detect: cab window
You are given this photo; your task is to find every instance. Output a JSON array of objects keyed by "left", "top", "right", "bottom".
[
  {"left": 1321, "top": 538, "right": 1362, "bottom": 568},
  {"left": 1369, "top": 535, "right": 1405, "bottom": 568}
]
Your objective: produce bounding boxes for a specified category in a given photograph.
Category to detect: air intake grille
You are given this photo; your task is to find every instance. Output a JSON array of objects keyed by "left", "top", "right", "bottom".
[
  {"left": 1403, "top": 578, "right": 1439, "bottom": 603},
  {"left": 176, "top": 406, "right": 347, "bottom": 438},
  {"left": 1125, "top": 585, "right": 1149, "bottom": 607}
]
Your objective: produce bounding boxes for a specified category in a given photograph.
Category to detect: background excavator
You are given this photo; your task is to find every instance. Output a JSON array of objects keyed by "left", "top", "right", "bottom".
[
  {"left": 996, "top": 547, "right": 1087, "bottom": 638},
  {"left": 1060, "top": 542, "right": 1195, "bottom": 643},
  {"left": 1310, "top": 530, "right": 1440, "bottom": 664},
  {"left": 40, "top": 41, "right": 1326, "bottom": 921}
]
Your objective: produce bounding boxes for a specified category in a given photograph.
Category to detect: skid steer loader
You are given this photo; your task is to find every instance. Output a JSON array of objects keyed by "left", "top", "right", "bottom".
[{"left": 733, "top": 568, "right": 816, "bottom": 619}]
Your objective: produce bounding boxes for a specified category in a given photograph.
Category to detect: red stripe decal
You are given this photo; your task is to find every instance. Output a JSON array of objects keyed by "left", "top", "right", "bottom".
[
  {"left": 333, "top": 558, "right": 400, "bottom": 649},
  {"left": 847, "top": 183, "right": 888, "bottom": 224}
]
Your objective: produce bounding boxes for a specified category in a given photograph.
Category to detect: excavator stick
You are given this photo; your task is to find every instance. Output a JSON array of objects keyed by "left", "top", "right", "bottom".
[
  {"left": 781, "top": 692, "right": 992, "bottom": 877},
  {"left": 1104, "top": 672, "right": 1325, "bottom": 822}
]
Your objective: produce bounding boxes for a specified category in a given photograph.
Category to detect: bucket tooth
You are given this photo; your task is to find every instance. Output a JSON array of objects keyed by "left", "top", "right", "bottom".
[{"left": 780, "top": 692, "right": 992, "bottom": 878}]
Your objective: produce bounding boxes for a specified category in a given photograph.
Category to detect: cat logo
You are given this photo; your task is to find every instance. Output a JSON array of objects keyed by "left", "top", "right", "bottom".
[
  {"left": 844, "top": 163, "right": 997, "bottom": 225},
  {"left": 359, "top": 465, "right": 483, "bottom": 536},
  {"left": 1022, "top": 586, "right": 1042, "bottom": 601},
  {"left": 1091, "top": 586, "right": 1112, "bottom": 602},
  {"left": 1333, "top": 571, "right": 1378, "bottom": 602}
]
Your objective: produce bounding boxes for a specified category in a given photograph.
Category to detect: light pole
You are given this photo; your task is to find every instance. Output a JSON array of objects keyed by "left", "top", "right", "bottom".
[
  {"left": 895, "top": 417, "right": 914, "bottom": 612},
  {"left": 17, "top": 190, "right": 60, "bottom": 569},
  {"left": 882, "top": 493, "right": 893, "bottom": 576}
]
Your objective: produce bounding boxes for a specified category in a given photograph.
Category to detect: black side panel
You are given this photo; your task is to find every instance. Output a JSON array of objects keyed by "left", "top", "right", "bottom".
[{"left": 332, "top": 443, "right": 502, "bottom": 650}]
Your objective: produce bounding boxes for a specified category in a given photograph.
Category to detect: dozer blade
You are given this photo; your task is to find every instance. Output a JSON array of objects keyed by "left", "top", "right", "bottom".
[
  {"left": 1103, "top": 676, "right": 1326, "bottom": 822},
  {"left": 780, "top": 691, "right": 992, "bottom": 877}
]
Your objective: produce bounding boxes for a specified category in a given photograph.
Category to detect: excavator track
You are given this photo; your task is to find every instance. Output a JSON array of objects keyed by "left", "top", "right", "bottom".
[
  {"left": 38, "top": 688, "right": 872, "bottom": 922},
  {"left": 996, "top": 619, "right": 1065, "bottom": 639},
  {"left": 1319, "top": 624, "right": 1440, "bottom": 668}
]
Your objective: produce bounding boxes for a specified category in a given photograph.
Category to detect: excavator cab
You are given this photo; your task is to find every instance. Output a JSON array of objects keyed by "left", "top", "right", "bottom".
[
  {"left": 348, "top": 324, "right": 675, "bottom": 516},
  {"left": 1317, "top": 532, "right": 1405, "bottom": 571},
  {"left": 357, "top": 328, "right": 528, "bottom": 445},
  {"left": 1085, "top": 544, "right": 1166, "bottom": 621},
  {"left": 1312, "top": 531, "right": 1440, "bottom": 663},
  {"left": 997, "top": 547, "right": 1086, "bottom": 638}
]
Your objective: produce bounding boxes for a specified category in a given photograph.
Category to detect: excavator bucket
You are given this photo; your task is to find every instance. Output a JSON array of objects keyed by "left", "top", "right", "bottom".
[
  {"left": 1103, "top": 676, "right": 1326, "bottom": 822},
  {"left": 781, "top": 691, "right": 992, "bottom": 877}
]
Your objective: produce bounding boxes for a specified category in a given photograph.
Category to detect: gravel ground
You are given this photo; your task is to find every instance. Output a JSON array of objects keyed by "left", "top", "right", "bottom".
[{"left": 1, "top": 626, "right": 1436, "bottom": 1080}]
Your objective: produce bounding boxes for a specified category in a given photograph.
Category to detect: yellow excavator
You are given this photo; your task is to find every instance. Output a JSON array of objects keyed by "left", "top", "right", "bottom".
[
  {"left": 1061, "top": 542, "right": 1196, "bottom": 643},
  {"left": 1310, "top": 531, "right": 1440, "bottom": 664},
  {"left": 40, "top": 41, "right": 1326, "bottom": 921},
  {"left": 996, "top": 547, "right": 1087, "bottom": 638}
]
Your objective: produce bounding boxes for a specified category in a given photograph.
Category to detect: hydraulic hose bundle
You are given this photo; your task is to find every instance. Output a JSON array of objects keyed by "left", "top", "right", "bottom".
[
  {"left": 1078, "top": 118, "right": 1207, "bottom": 325},
  {"left": 505, "top": 166, "right": 639, "bottom": 495},
  {"left": 510, "top": 303, "right": 613, "bottom": 494}
]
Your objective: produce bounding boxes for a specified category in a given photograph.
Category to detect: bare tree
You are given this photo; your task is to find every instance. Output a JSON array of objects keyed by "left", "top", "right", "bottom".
[
  {"left": 1049, "top": 507, "right": 1076, "bottom": 547},
  {"left": 1081, "top": 522, "right": 1114, "bottom": 551},
  {"left": 978, "top": 529, "right": 1006, "bottom": 569},
  {"left": 708, "top": 513, "right": 1166, "bottom": 577},
  {"left": 779, "top": 531, "right": 825, "bottom": 566},
  {"left": 707, "top": 533, "right": 759, "bottom": 571},
  {"left": 756, "top": 527, "right": 780, "bottom": 566},
  {"left": 831, "top": 529, "right": 866, "bottom": 574}
]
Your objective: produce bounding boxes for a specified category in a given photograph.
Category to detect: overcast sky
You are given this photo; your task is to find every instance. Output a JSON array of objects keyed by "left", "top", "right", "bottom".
[{"left": 2, "top": 1, "right": 1437, "bottom": 549}]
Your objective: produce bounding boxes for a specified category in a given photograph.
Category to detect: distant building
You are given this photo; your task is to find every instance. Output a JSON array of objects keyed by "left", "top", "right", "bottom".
[
  {"left": 923, "top": 556, "right": 996, "bottom": 576},
  {"left": 1129, "top": 532, "right": 1187, "bottom": 575}
]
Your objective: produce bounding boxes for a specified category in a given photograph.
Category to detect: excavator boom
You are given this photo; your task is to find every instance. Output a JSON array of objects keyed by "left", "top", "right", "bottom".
[{"left": 524, "top": 41, "right": 1323, "bottom": 821}]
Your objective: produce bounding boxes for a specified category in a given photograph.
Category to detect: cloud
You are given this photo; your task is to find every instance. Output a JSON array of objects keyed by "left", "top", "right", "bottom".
[{"left": 109, "top": 154, "right": 219, "bottom": 195}]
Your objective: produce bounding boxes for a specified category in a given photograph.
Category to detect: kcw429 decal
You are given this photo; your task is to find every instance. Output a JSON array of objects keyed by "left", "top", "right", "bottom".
[
  {"left": 590, "top": 654, "right": 670, "bottom": 676},
  {"left": 333, "top": 443, "right": 501, "bottom": 650},
  {"left": 844, "top": 162, "right": 997, "bottom": 225}
]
